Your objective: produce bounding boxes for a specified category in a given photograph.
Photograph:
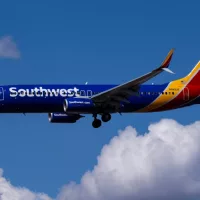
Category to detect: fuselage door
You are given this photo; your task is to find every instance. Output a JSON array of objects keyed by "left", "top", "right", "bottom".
[
  {"left": 80, "top": 90, "right": 86, "bottom": 97},
  {"left": 87, "top": 90, "right": 92, "bottom": 97},
  {"left": 183, "top": 87, "right": 189, "bottom": 101},
  {"left": 0, "top": 87, "right": 4, "bottom": 101}
]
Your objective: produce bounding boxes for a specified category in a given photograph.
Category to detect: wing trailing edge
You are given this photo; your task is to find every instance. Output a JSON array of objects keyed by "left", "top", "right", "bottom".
[{"left": 92, "top": 48, "right": 175, "bottom": 106}]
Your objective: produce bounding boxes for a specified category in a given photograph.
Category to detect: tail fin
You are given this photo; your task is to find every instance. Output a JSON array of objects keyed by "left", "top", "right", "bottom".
[{"left": 180, "top": 61, "right": 200, "bottom": 85}]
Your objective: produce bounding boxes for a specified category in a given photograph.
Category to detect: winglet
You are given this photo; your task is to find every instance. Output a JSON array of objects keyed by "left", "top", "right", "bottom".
[
  {"left": 160, "top": 48, "right": 175, "bottom": 69},
  {"left": 162, "top": 67, "right": 175, "bottom": 74}
]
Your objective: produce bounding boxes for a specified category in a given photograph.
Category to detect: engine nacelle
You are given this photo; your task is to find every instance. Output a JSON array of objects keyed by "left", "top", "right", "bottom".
[
  {"left": 63, "top": 97, "right": 94, "bottom": 113},
  {"left": 48, "top": 113, "right": 82, "bottom": 123}
]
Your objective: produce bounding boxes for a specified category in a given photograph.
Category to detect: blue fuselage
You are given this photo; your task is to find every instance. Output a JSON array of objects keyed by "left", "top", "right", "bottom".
[{"left": 0, "top": 83, "right": 198, "bottom": 114}]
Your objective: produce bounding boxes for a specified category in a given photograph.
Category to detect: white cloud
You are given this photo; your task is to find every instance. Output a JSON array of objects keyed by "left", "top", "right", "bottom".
[
  {"left": 1, "top": 119, "right": 200, "bottom": 200},
  {"left": 0, "top": 36, "right": 20, "bottom": 59},
  {"left": 0, "top": 169, "right": 51, "bottom": 200},
  {"left": 57, "top": 119, "right": 200, "bottom": 200}
]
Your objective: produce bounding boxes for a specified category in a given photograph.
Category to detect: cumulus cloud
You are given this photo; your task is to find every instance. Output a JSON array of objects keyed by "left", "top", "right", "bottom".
[
  {"left": 0, "top": 36, "right": 20, "bottom": 59},
  {"left": 57, "top": 119, "right": 200, "bottom": 200},
  {"left": 1, "top": 119, "right": 200, "bottom": 200},
  {"left": 0, "top": 168, "right": 51, "bottom": 200}
]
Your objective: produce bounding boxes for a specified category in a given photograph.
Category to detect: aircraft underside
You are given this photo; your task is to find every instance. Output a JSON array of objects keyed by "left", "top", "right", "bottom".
[{"left": 0, "top": 94, "right": 197, "bottom": 128}]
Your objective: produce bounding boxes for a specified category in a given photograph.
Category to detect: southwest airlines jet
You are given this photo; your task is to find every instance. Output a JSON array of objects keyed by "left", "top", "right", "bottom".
[{"left": 1, "top": 49, "right": 199, "bottom": 128}]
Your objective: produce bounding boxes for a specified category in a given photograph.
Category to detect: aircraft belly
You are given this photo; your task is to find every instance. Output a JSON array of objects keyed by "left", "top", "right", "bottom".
[{"left": 121, "top": 94, "right": 178, "bottom": 113}]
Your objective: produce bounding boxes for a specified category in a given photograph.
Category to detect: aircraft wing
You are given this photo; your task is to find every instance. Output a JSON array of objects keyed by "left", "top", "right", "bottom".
[{"left": 91, "top": 49, "right": 174, "bottom": 105}]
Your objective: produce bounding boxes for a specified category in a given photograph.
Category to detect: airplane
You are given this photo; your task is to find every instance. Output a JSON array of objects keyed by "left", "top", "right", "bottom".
[{"left": 0, "top": 49, "right": 200, "bottom": 128}]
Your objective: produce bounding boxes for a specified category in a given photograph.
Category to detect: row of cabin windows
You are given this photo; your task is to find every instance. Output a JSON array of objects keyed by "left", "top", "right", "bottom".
[
  {"left": 16, "top": 90, "right": 174, "bottom": 96},
  {"left": 77, "top": 91, "right": 100, "bottom": 96},
  {"left": 16, "top": 90, "right": 100, "bottom": 96},
  {"left": 77, "top": 91, "right": 175, "bottom": 96},
  {"left": 140, "top": 91, "right": 175, "bottom": 95},
  {"left": 78, "top": 91, "right": 175, "bottom": 96}
]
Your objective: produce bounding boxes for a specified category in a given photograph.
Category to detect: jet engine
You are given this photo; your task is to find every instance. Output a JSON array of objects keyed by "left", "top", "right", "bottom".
[
  {"left": 63, "top": 97, "right": 94, "bottom": 113},
  {"left": 48, "top": 113, "right": 83, "bottom": 123}
]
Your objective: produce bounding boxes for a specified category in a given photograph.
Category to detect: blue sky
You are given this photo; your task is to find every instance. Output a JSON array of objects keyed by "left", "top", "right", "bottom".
[{"left": 0, "top": 0, "right": 200, "bottom": 199}]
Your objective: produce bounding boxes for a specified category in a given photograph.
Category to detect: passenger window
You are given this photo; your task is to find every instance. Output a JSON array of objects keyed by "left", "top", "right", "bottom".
[
  {"left": 172, "top": 92, "right": 174, "bottom": 95},
  {"left": 165, "top": 92, "right": 168, "bottom": 95}
]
